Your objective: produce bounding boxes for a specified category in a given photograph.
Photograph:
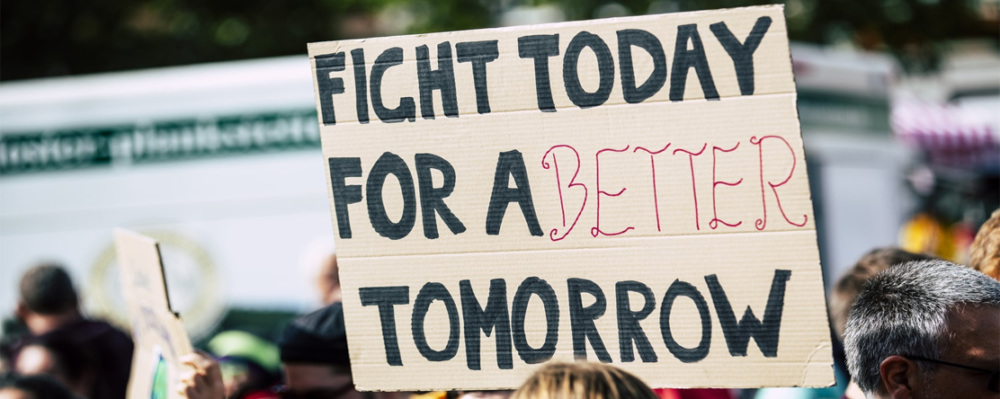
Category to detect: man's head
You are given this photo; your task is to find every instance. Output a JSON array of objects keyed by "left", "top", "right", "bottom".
[
  {"left": 17, "top": 264, "right": 78, "bottom": 316},
  {"left": 278, "top": 302, "right": 357, "bottom": 398},
  {"left": 829, "top": 247, "right": 934, "bottom": 339},
  {"left": 15, "top": 264, "right": 81, "bottom": 335},
  {"left": 844, "top": 259, "right": 1000, "bottom": 398}
]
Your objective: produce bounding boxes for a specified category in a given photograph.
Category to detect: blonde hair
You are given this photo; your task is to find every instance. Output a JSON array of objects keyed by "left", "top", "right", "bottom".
[
  {"left": 969, "top": 209, "right": 1000, "bottom": 281},
  {"left": 512, "top": 362, "right": 658, "bottom": 399}
]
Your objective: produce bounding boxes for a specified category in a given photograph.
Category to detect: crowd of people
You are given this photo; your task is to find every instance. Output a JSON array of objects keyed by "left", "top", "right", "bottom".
[
  {"left": 2, "top": 210, "right": 998, "bottom": 399},
  {"left": 0, "top": 264, "right": 133, "bottom": 399}
]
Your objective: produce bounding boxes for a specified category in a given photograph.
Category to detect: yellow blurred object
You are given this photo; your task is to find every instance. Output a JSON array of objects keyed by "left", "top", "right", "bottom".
[
  {"left": 899, "top": 213, "right": 943, "bottom": 256},
  {"left": 411, "top": 391, "right": 449, "bottom": 399}
]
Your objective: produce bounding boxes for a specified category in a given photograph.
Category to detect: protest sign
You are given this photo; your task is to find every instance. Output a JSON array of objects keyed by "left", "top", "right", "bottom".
[
  {"left": 308, "top": 5, "right": 833, "bottom": 390},
  {"left": 114, "top": 228, "right": 194, "bottom": 399}
]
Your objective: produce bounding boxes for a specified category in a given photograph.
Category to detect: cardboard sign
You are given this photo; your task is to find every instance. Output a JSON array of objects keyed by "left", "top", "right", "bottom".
[
  {"left": 114, "top": 228, "right": 195, "bottom": 399},
  {"left": 308, "top": 5, "right": 833, "bottom": 390}
]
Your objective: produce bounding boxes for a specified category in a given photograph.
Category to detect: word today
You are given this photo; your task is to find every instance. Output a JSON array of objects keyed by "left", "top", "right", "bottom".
[{"left": 314, "top": 17, "right": 772, "bottom": 123}]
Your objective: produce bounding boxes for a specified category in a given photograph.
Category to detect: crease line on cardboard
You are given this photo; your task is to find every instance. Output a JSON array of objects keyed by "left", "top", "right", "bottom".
[
  {"left": 799, "top": 341, "right": 835, "bottom": 387},
  {"left": 341, "top": 229, "right": 818, "bottom": 259},
  {"left": 314, "top": 91, "right": 798, "bottom": 128}
]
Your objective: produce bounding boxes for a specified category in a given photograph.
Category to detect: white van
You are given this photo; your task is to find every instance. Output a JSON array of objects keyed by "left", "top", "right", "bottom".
[{"left": 1, "top": 56, "right": 334, "bottom": 339}]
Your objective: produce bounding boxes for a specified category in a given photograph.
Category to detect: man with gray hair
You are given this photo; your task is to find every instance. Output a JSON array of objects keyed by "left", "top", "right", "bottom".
[{"left": 844, "top": 259, "right": 999, "bottom": 398}]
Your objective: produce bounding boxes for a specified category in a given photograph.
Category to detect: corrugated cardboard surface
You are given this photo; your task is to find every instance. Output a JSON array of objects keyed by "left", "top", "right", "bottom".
[
  {"left": 308, "top": 5, "right": 833, "bottom": 390},
  {"left": 114, "top": 228, "right": 194, "bottom": 399}
]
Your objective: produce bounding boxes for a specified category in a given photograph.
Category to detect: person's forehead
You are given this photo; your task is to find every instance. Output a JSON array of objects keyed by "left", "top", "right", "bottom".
[{"left": 946, "top": 305, "right": 1000, "bottom": 364}]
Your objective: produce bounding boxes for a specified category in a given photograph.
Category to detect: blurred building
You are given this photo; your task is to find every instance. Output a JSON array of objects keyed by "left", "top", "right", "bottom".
[
  {"left": 791, "top": 42, "right": 914, "bottom": 286},
  {"left": 890, "top": 41, "right": 1000, "bottom": 263},
  {"left": 794, "top": 40, "right": 998, "bottom": 284},
  {"left": 0, "top": 56, "right": 329, "bottom": 341}
]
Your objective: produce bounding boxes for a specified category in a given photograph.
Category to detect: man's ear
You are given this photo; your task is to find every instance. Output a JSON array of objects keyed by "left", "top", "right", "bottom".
[{"left": 880, "top": 355, "right": 916, "bottom": 399}]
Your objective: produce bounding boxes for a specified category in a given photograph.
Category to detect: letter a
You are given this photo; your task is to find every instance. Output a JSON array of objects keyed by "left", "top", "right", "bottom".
[{"left": 486, "top": 150, "right": 543, "bottom": 236}]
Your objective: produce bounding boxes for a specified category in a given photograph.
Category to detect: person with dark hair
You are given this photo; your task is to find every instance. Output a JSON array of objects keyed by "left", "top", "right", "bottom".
[
  {"left": 274, "top": 301, "right": 360, "bottom": 399},
  {"left": 0, "top": 372, "right": 79, "bottom": 399},
  {"left": 8, "top": 263, "right": 133, "bottom": 399},
  {"left": 843, "top": 259, "right": 1000, "bottom": 398},
  {"left": 18, "top": 264, "right": 79, "bottom": 314}
]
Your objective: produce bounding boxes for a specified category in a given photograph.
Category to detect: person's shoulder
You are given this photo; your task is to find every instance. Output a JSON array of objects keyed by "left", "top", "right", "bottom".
[
  {"left": 84, "top": 319, "right": 133, "bottom": 345},
  {"left": 46, "top": 318, "right": 131, "bottom": 345}
]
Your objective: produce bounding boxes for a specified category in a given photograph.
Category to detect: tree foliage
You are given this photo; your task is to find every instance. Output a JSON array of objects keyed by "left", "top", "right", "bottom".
[{"left": 1, "top": 0, "right": 996, "bottom": 81}]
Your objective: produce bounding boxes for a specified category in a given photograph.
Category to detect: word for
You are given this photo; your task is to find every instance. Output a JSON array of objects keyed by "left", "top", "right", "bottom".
[
  {"left": 359, "top": 269, "right": 791, "bottom": 369},
  {"left": 328, "top": 150, "right": 538, "bottom": 239},
  {"left": 314, "top": 17, "right": 772, "bottom": 124},
  {"left": 327, "top": 136, "right": 806, "bottom": 240}
]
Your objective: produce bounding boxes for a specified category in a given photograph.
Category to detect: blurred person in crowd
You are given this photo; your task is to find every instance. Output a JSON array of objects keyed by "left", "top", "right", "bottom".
[
  {"left": 178, "top": 352, "right": 226, "bottom": 399},
  {"left": 206, "top": 331, "right": 281, "bottom": 399},
  {"left": 456, "top": 374, "right": 731, "bottom": 398},
  {"left": 0, "top": 318, "right": 30, "bottom": 373},
  {"left": 13, "top": 334, "right": 95, "bottom": 398},
  {"left": 511, "top": 361, "right": 657, "bottom": 399},
  {"left": 316, "top": 253, "right": 343, "bottom": 305},
  {"left": 182, "top": 302, "right": 417, "bottom": 399},
  {"left": 0, "top": 372, "right": 79, "bottom": 399},
  {"left": 5, "top": 263, "right": 133, "bottom": 399},
  {"left": 275, "top": 301, "right": 369, "bottom": 399},
  {"left": 970, "top": 209, "right": 1000, "bottom": 280},
  {"left": 843, "top": 259, "right": 1000, "bottom": 398}
]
